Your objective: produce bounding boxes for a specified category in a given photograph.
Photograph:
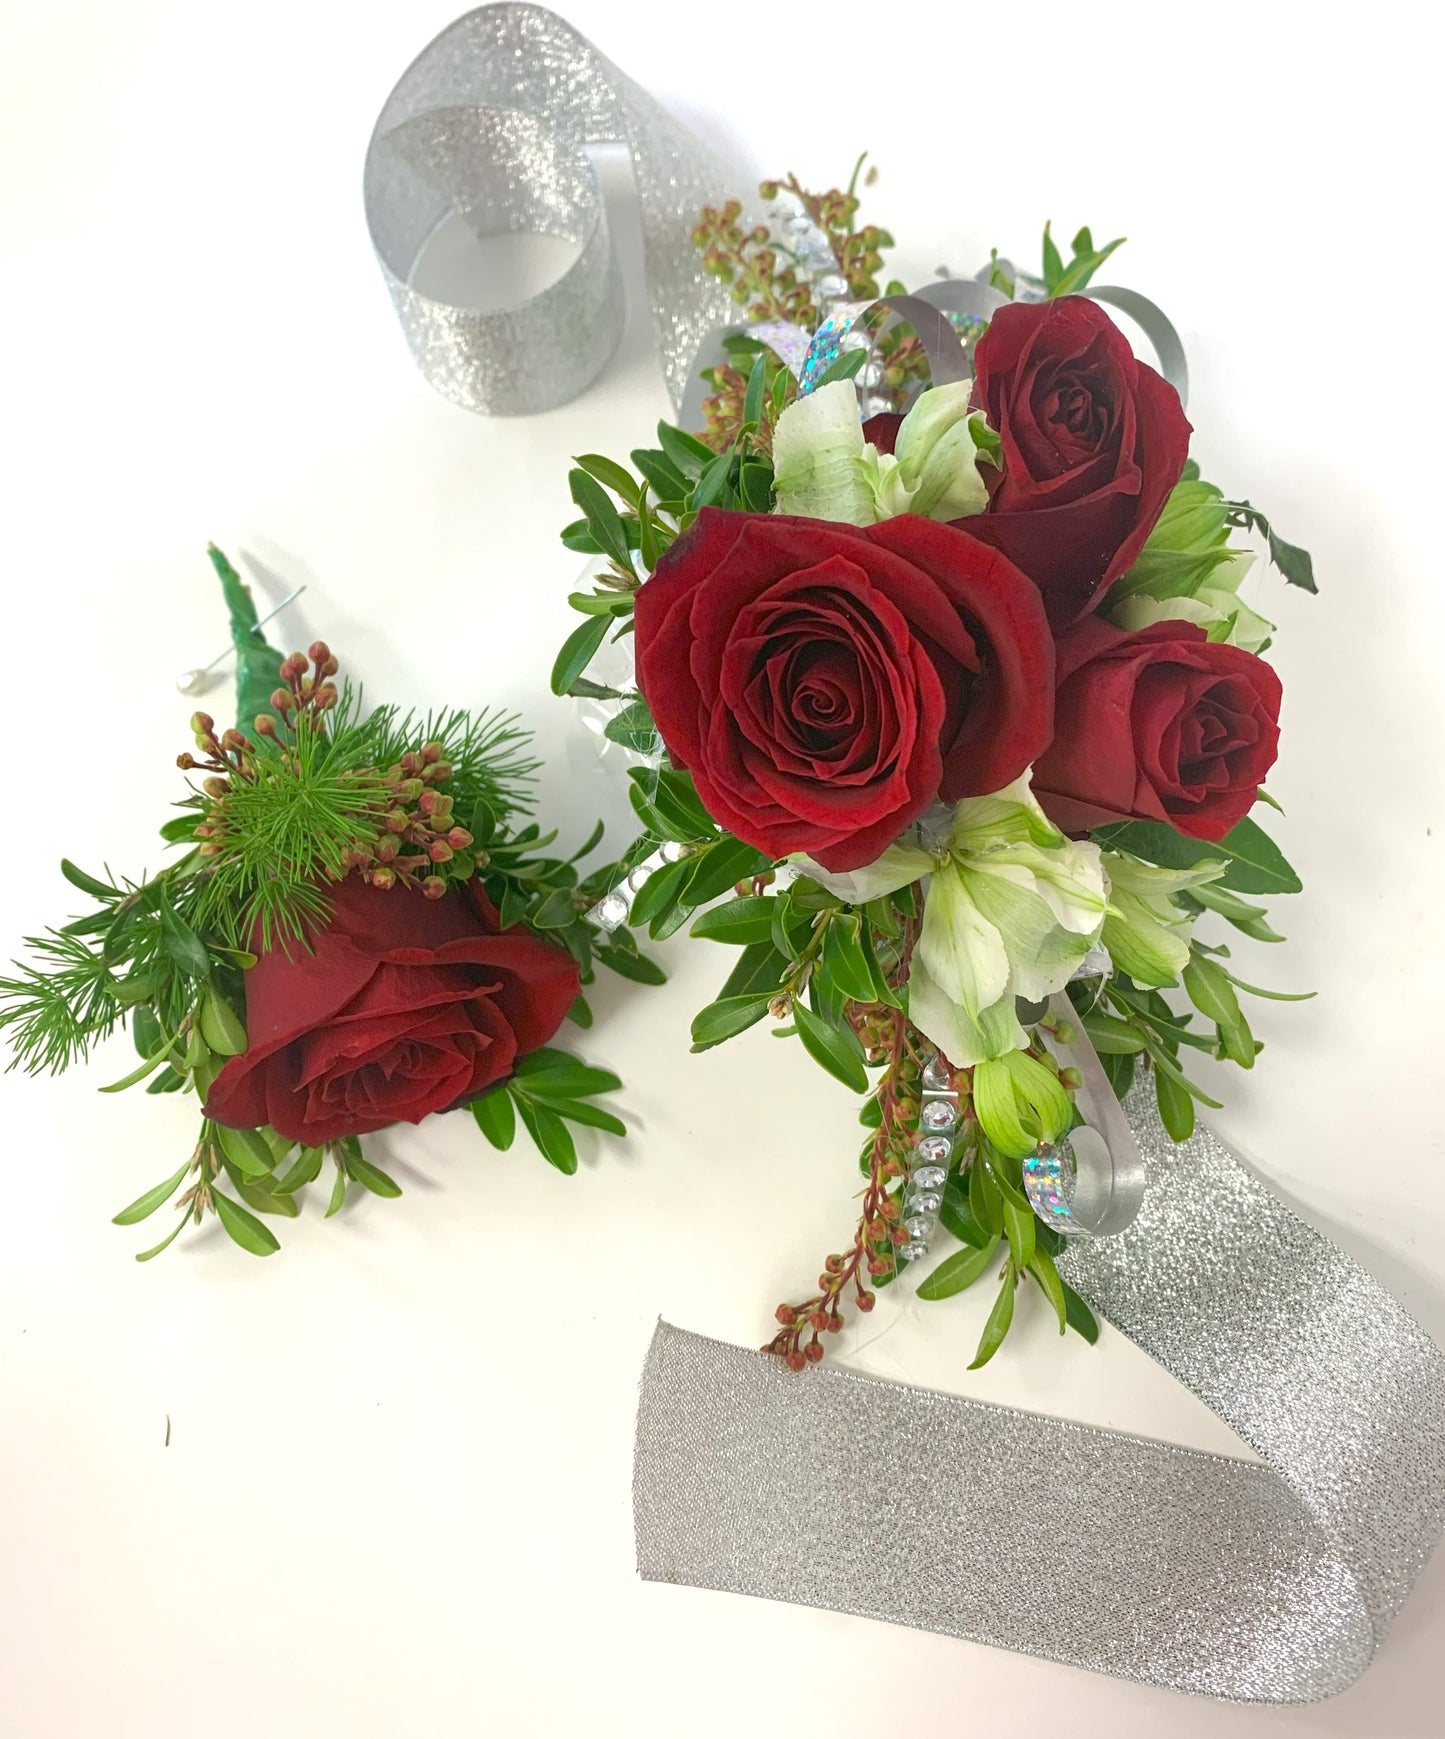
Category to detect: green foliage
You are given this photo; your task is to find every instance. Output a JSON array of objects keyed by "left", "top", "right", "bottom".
[
  {"left": 208, "top": 544, "right": 288, "bottom": 734},
  {"left": 1091, "top": 815, "right": 1302, "bottom": 897},
  {"left": 1038, "top": 222, "right": 1126, "bottom": 297},
  {"left": 1224, "top": 499, "right": 1317, "bottom": 593},
  {"left": 469, "top": 1046, "right": 626, "bottom": 1174}
]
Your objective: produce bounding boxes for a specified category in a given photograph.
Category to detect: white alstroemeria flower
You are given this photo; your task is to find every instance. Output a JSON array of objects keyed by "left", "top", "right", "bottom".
[
  {"left": 1112, "top": 552, "right": 1274, "bottom": 653},
  {"left": 1099, "top": 851, "right": 1227, "bottom": 988},
  {"left": 772, "top": 379, "right": 992, "bottom": 527},
  {"left": 797, "top": 776, "right": 1107, "bottom": 1067},
  {"left": 866, "top": 380, "right": 992, "bottom": 522},
  {"left": 771, "top": 379, "right": 877, "bottom": 525}
]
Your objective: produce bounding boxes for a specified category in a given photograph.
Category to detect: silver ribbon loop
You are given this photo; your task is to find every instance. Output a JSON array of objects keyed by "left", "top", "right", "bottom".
[
  {"left": 364, "top": 3, "right": 734, "bottom": 414},
  {"left": 634, "top": 1093, "right": 1445, "bottom": 1701}
]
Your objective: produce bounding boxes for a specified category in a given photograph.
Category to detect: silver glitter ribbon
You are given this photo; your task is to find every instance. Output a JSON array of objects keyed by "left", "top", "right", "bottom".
[
  {"left": 635, "top": 1091, "right": 1445, "bottom": 1701},
  {"left": 364, "top": 4, "right": 735, "bottom": 414}
]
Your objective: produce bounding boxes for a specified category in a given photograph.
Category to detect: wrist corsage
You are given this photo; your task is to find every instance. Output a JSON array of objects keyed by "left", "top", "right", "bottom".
[{"left": 554, "top": 165, "right": 1316, "bottom": 1368}]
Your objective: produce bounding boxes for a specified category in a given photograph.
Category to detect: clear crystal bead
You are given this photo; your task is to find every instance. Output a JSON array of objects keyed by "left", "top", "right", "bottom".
[
  {"left": 922, "top": 1055, "right": 954, "bottom": 1093},
  {"left": 904, "top": 1215, "right": 934, "bottom": 1242},
  {"left": 627, "top": 866, "right": 651, "bottom": 892},
  {"left": 900, "top": 1239, "right": 931, "bottom": 1262},
  {"left": 910, "top": 1163, "right": 947, "bottom": 1191},
  {"left": 593, "top": 892, "right": 629, "bottom": 931},
  {"left": 921, "top": 1099, "right": 958, "bottom": 1132},
  {"left": 905, "top": 1190, "right": 941, "bottom": 1216},
  {"left": 915, "top": 1135, "right": 952, "bottom": 1166},
  {"left": 816, "top": 271, "right": 849, "bottom": 300},
  {"left": 784, "top": 211, "right": 813, "bottom": 236}
]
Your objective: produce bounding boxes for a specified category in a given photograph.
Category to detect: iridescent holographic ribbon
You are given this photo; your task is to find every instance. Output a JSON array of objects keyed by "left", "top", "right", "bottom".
[{"left": 635, "top": 1091, "right": 1445, "bottom": 1702}]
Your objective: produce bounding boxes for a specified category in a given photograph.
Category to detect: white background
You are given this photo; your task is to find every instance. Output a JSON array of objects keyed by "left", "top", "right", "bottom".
[{"left": 2, "top": 2, "right": 1443, "bottom": 1733}]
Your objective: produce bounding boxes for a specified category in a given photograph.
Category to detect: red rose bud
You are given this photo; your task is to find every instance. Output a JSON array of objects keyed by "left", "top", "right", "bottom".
[
  {"left": 965, "top": 297, "right": 1192, "bottom": 625},
  {"left": 420, "top": 741, "right": 444, "bottom": 764},
  {"left": 803, "top": 1341, "right": 824, "bottom": 1363},
  {"left": 633, "top": 509, "right": 1054, "bottom": 873},
  {"left": 281, "top": 653, "right": 307, "bottom": 681},
  {"left": 308, "top": 640, "right": 330, "bottom": 666},
  {"left": 856, "top": 1292, "right": 876, "bottom": 1312},
  {"left": 421, "top": 875, "right": 448, "bottom": 900},
  {"left": 1034, "top": 618, "right": 1282, "bottom": 842},
  {"left": 447, "top": 827, "right": 473, "bottom": 851},
  {"left": 775, "top": 1305, "right": 797, "bottom": 1326},
  {"left": 417, "top": 789, "right": 439, "bottom": 816},
  {"left": 255, "top": 715, "right": 278, "bottom": 738},
  {"left": 428, "top": 840, "right": 454, "bottom": 864}
]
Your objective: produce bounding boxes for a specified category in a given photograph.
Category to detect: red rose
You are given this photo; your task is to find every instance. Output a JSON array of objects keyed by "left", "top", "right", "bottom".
[
  {"left": 963, "top": 297, "right": 1192, "bottom": 626},
  {"left": 633, "top": 507, "right": 1054, "bottom": 873},
  {"left": 205, "top": 878, "right": 579, "bottom": 1145},
  {"left": 1033, "top": 617, "right": 1282, "bottom": 842}
]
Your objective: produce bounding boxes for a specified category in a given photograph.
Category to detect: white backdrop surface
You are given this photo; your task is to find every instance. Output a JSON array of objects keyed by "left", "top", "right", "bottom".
[{"left": 2, "top": 2, "right": 1443, "bottom": 1734}]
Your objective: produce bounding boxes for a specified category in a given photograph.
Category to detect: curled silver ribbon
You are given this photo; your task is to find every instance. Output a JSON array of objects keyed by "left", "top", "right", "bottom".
[
  {"left": 634, "top": 1092, "right": 1445, "bottom": 1701},
  {"left": 364, "top": 4, "right": 734, "bottom": 414}
]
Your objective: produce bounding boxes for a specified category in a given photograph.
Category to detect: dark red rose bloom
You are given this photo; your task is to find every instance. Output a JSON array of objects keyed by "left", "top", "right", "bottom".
[
  {"left": 205, "top": 878, "right": 579, "bottom": 1145},
  {"left": 1033, "top": 617, "right": 1282, "bottom": 842},
  {"left": 961, "top": 297, "right": 1192, "bottom": 626},
  {"left": 633, "top": 507, "right": 1054, "bottom": 873}
]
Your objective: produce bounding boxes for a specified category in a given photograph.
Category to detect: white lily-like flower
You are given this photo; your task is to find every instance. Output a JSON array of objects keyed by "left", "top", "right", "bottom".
[
  {"left": 1099, "top": 851, "right": 1227, "bottom": 987},
  {"left": 798, "top": 776, "right": 1108, "bottom": 1066},
  {"left": 1111, "top": 551, "right": 1275, "bottom": 653},
  {"left": 771, "top": 380, "right": 877, "bottom": 525},
  {"left": 772, "top": 379, "right": 992, "bottom": 527}
]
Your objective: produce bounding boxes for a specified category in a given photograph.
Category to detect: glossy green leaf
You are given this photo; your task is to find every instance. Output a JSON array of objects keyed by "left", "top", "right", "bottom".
[
  {"left": 274, "top": 1145, "right": 325, "bottom": 1193},
  {"left": 916, "top": 1234, "right": 1000, "bottom": 1300},
  {"left": 1154, "top": 1065, "right": 1196, "bottom": 1141},
  {"left": 683, "top": 836, "right": 771, "bottom": 908},
  {"left": 968, "top": 1267, "right": 1017, "bottom": 1368},
  {"left": 112, "top": 1160, "right": 192, "bottom": 1226},
  {"left": 1063, "top": 1281, "right": 1101, "bottom": 1343},
  {"left": 690, "top": 895, "right": 775, "bottom": 945},
  {"left": 551, "top": 613, "right": 611, "bottom": 697},
  {"left": 792, "top": 1001, "right": 869, "bottom": 1093},
  {"left": 1093, "top": 816, "right": 1300, "bottom": 896},
  {"left": 325, "top": 1164, "right": 348, "bottom": 1218},
  {"left": 158, "top": 899, "right": 210, "bottom": 977},
  {"left": 199, "top": 987, "right": 247, "bottom": 1056},
  {"left": 573, "top": 452, "right": 640, "bottom": 504},
  {"left": 1027, "top": 1247, "right": 1068, "bottom": 1332},
  {"left": 690, "top": 993, "right": 774, "bottom": 1051},
  {"left": 568, "top": 467, "right": 635, "bottom": 573},
  {"left": 595, "top": 943, "right": 667, "bottom": 985},
  {"left": 215, "top": 1124, "right": 276, "bottom": 1179},
  {"left": 523, "top": 1097, "right": 626, "bottom": 1138},
  {"left": 471, "top": 1086, "right": 516, "bottom": 1150},
  {"left": 347, "top": 1152, "right": 402, "bottom": 1198},
  {"left": 211, "top": 1189, "right": 280, "bottom": 1256},
  {"left": 135, "top": 1216, "right": 188, "bottom": 1263},
  {"left": 61, "top": 860, "right": 118, "bottom": 901},
  {"left": 515, "top": 1096, "right": 578, "bottom": 1174}
]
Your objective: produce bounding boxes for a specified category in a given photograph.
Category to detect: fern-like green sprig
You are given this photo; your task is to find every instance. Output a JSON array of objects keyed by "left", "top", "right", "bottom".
[{"left": 0, "top": 927, "right": 126, "bottom": 1075}]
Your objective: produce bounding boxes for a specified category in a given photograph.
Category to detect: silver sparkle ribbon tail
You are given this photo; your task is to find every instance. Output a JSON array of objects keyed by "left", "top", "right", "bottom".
[
  {"left": 364, "top": 3, "right": 736, "bottom": 414},
  {"left": 634, "top": 1093, "right": 1445, "bottom": 1702}
]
